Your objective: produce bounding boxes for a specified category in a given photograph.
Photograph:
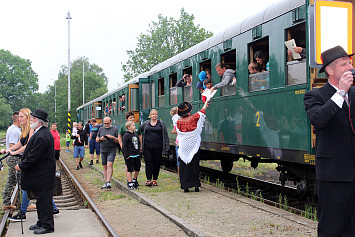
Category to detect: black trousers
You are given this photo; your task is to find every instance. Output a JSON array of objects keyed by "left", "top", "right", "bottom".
[
  {"left": 317, "top": 181, "right": 355, "bottom": 236},
  {"left": 33, "top": 189, "right": 54, "bottom": 231},
  {"left": 143, "top": 148, "right": 162, "bottom": 180}
]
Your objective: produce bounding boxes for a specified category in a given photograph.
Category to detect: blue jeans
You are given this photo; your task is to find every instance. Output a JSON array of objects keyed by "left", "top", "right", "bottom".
[{"left": 21, "top": 190, "right": 57, "bottom": 213}]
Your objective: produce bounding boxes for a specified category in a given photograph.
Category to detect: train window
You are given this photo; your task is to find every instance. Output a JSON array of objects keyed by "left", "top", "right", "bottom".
[
  {"left": 199, "top": 60, "right": 211, "bottom": 100},
  {"left": 183, "top": 67, "right": 193, "bottom": 102},
  {"left": 248, "top": 37, "right": 269, "bottom": 91},
  {"left": 142, "top": 83, "right": 150, "bottom": 109},
  {"left": 220, "top": 50, "right": 237, "bottom": 96},
  {"left": 130, "top": 88, "right": 139, "bottom": 111},
  {"left": 151, "top": 81, "right": 155, "bottom": 108},
  {"left": 158, "top": 78, "right": 165, "bottom": 107},
  {"left": 169, "top": 73, "right": 177, "bottom": 105},
  {"left": 286, "top": 23, "right": 306, "bottom": 85},
  {"left": 112, "top": 99, "right": 116, "bottom": 115}
]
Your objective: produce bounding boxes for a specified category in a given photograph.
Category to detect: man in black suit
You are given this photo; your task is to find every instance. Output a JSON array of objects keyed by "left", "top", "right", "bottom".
[
  {"left": 15, "top": 109, "right": 55, "bottom": 234},
  {"left": 304, "top": 46, "right": 355, "bottom": 236}
]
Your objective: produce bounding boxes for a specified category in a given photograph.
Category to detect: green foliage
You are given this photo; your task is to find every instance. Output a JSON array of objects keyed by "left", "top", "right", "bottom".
[
  {"left": 0, "top": 97, "right": 12, "bottom": 129},
  {"left": 0, "top": 49, "right": 38, "bottom": 111},
  {"left": 122, "top": 8, "right": 213, "bottom": 81},
  {"left": 39, "top": 57, "right": 108, "bottom": 132}
]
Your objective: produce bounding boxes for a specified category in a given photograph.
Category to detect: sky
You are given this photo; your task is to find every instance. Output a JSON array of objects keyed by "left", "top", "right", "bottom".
[{"left": 0, "top": 0, "right": 281, "bottom": 93}]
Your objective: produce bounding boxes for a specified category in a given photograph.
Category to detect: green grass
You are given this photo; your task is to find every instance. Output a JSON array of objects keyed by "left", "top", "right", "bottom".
[
  {"left": 98, "top": 192, "right": 126, "bottom": 201},
  {"left": 0, "top": 130, "right": 6, "bottom": 138}
]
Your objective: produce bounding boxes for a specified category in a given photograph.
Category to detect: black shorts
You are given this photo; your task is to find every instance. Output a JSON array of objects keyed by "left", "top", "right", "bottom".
[
  {"left": 124, "top": 155, "right": 141, "bottom": 172},
  {"left": 55, "top": 150, "right": 60, "bottom": 160}
]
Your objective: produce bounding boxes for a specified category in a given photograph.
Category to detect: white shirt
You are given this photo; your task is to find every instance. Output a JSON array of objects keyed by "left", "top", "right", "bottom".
[{"left": 329, "top": 83, "right": 348, "bottom": 108}]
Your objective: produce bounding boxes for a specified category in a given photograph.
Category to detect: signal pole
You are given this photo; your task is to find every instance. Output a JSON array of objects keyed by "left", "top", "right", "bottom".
[{"left": 66, "top": 11, "right": 72, "bottom": 133}]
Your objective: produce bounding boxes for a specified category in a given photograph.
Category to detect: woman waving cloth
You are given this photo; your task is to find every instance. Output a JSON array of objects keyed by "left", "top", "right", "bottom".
[{"left": 177, "top": 100, "right": 209, "bottom": 192}]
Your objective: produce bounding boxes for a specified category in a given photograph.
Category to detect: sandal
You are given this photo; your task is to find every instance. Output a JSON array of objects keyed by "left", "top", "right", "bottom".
[
  {"left": 145, "top": 180, "right": 152, "bottom": 186},
  {"left": 152, "top": 180, "right": 158, "bottom": 186}
]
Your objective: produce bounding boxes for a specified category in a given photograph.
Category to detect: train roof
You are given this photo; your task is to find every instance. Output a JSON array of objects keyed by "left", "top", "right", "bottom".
[
  {"left": 149, "top": 0, "right": 305, "bottom": 74},
  {"left": 76, "top": 72, "right": 149, "bottom": 111}
]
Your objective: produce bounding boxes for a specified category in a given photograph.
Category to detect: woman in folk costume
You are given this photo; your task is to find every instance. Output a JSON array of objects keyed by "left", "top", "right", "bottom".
[{"left": 176, "top": 100, "right": 209, "bottom": 192}]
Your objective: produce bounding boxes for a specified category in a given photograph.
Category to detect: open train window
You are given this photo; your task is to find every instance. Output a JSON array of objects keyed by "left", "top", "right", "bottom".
[
  {"left": 169, "top": 73, "right": 177, "bottom": 105},
  {"left": 183, "top": 67, "right": 193, "bottom": 102},
  {"left": 220, "top": 50, "right": 236, "bottom": 96},
  {"left": 158, "top": 78, "right": 165, "bottom": 107},
  {"left": 286, "top": 23, "right": 306, "bottom": 85},
  {"left": 112, "top": 98, "right": 116, "bottom": 115},
  {"left": 248, "top": 37, "right": 269, "bottom": 92},
  {"left": 199, "top": 60, "right": 212, "bottom": 100},
  {"left": 151, "top": 81, "right": 156, "bottom": 108}
]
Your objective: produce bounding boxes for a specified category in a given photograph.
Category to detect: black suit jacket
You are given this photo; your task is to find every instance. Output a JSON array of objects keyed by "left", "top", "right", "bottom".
[
  {"left": 304, "top": 83, "right": 355, "bottom": 181},
  {"left": 19, "top": 126, "right": 56, "bottom": 192}
]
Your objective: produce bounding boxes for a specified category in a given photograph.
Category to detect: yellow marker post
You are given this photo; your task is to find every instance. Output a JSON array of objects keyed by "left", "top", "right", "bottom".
[{"left": 315, "top": 1, "right": 353, "bottom": 64}]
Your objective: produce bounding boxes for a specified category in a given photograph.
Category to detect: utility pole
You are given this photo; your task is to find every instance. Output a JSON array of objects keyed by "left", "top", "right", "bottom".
[{"left": 66, "top": 11, "right": 72, "bottom": 133}]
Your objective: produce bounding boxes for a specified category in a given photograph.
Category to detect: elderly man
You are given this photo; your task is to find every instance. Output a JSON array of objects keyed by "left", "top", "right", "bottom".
[
  {"left": 15, "top": 109, "right": 55, "bottom": 234},
  {"left": 304, "top": 46, "right": 355, "bottom": 236},
  {"left": 96, "top": 117, "right": 119, "bottom": 189}
]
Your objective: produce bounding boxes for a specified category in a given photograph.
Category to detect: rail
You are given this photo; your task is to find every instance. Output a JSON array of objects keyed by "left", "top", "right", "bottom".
[{"left": 59, "top": 157, "right": 119, "bottom": 237}]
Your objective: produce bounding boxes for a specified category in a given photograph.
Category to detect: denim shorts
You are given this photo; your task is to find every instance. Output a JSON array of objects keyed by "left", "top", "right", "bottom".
[
  {"left": 89, "top": 140, "right": 100, "bottom": 155},
  {"left": 101, "top": 150, "right": 116, "bottom": 165},
  {"left": 66, "top": 141, "right": 70, "bottom": 147},
  {"left": 73, "top": 146, "right": 85, "bottom": 158}
]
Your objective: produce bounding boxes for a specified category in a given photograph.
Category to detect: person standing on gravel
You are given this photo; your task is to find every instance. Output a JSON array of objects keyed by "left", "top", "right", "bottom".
[
  {"left": 97, "top": 117, "right": 119, "bottom": 189},
  {"left": 1, "top": 112, "right": 21, "bottom": 210},
  {"left": 176, "top": 100, "right": 209, "bottom": 192},
  {"left": 89, "top": 118, "right": 101, "bottom": 165}
]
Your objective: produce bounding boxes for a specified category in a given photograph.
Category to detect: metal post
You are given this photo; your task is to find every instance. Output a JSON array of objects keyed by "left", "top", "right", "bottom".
[
  {"left": 54, "top": 82, "right": 57, "bottom": 122},
  {"left": 66, "top": 11, "right": 72, "bottom": 133},
  {"left": 83, "top": 62, "right": 85, "bottom": 105}
]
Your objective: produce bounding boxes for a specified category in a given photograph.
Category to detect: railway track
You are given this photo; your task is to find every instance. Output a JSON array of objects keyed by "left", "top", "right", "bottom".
[
  {"left": 0, "top": 156, "right": 118, "bottom": 237},
  {"left": 161, "top": 159, "right": 317, "bottom": 220}
]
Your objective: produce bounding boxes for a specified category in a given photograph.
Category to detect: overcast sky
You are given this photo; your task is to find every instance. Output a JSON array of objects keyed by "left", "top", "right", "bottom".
[{"left": 0, "top": 0, "right": 281, "bottom": 93}]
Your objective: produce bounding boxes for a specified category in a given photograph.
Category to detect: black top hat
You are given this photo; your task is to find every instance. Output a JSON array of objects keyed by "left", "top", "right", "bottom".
[
  {"left": 30, "top": 109, "right": 48, "bottom": 122},
  {"left": 178, "top": 102, "right": 193, "bottom": 117},
  {"left": 319, "top": 45, "right": 354, "bottom": 73}
]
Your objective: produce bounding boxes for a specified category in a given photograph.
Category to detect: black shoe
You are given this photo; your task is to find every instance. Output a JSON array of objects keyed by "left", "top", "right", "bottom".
[
  {"left": 53, "top": 209, "right": 60, "bottom": 216},
  {"left": 133, "top": 179, "right": 139, "bottom": 187},
  {"left": 89, "top": 160, "right": 93, "bottom": 165},
  {"left": 79, "top": 162, "right": 83, "bottom": 169},
  {"left": 96, "top": 160, "right": 99, "bottom": 164},
  {"left": 195, "top": 187, "right": 199, "bottom": 192},
  {"left": 184, "top": 188, "right": 189, "bottom": 193},
  {"left": 127, "top": 182, "right": 135, "bottom": 190},
  {"left": 29, "top": 224, "right": 40, "bottom": 230},
  {"left": 8, "top": 212, "right": 26, "bottom": 222},
  {"left": 76, "top": 166, "right": 80, "bottom": 170},
  {"left": 106, "top": 182, "right": 111, "bottom": 189},
  {"left": 34, "top": 227, "right": 54, "bottom": 234}
]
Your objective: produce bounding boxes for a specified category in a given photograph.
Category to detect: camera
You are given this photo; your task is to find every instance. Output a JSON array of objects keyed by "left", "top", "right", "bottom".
[{"left": 352, "top": 69, "right": 355, "bottom": 78}]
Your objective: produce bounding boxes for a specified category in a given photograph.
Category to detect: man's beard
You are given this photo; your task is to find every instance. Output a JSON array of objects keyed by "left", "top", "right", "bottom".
[{"left": 30, "top": 120, "right": 39, "bottom": 129}]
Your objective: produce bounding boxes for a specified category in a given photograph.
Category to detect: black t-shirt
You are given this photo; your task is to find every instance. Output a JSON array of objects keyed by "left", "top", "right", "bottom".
[
  {"left": 90, "top": 124, "right": 101, "bottom": 140},
  {"left": 144, "top": 120, "right": 163, "bottom": 150}
]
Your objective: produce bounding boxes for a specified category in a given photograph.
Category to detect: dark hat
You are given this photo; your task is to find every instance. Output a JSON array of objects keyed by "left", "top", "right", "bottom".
[
  {"left": 178, "top": 102, "right": 192, "bottom": 117},
  {"left": 30, "top": 108, "right": 48, "bottom": 122},
  {"left": 319, "top": 45, "right": 354, "bottom": 73}
]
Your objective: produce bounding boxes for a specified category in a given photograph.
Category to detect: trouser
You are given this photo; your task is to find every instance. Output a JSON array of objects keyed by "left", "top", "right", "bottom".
[
  {"left": 33, "top": 189, "right": 54, "bottom": 231},
  {"left": 143, "top": 148, "right": 162, "bottom": 180},
  {"left": 3, "top": 156, "right": 21, "bottom": 205},
  {"left": 21, "top": 190, "right": 57, "bottom": 213},
  {"left": 317, "top": 181, "right": 355, "bottom": 236}
]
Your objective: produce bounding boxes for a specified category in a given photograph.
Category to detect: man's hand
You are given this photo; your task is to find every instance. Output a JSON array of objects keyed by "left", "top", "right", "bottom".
[
  {"left": 210, "top": 87, "right": 215, "bottom": 92},
  {"left": 338, "top": 70, "right": 354, "bottom": 93},
  {"left": 85, "top": 145, "right": 88, "bottom": 149},
  {"left": 14, "top": 164, "right": 21, "bottom": 171},
  {"left": 0, "top": 149, "right": 5, "bottom": 154}
]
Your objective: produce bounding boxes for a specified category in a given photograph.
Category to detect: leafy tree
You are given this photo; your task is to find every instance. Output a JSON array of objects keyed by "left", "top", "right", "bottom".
[
  {"left": 0, "top": 49, "right": 38, "bottom": 111},
  {"left": 122, "top": 8, "right": 213, "bottom": 81},
  {"left": 40, "top": 57, "right": 108, "bottom": 132},
  {"left": 0, "top": 97, "right": 13, "bottom": 129}
]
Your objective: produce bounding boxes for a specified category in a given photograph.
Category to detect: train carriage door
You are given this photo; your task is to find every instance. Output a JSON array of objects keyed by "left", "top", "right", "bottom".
[
  {"left": 139, "top": 78, "right": 150, "bottom": 124},
  {"left": 129, "top": 84, "right": 140, "bottom": 124}
]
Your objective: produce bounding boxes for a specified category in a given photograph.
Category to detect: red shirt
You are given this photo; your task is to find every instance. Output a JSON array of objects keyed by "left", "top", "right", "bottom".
[
  {"left": 51, "top": 130, "right": 61, "bottom": 151},
  {"left": 177, "top": 109, "right": 206, "bottom": 132}
]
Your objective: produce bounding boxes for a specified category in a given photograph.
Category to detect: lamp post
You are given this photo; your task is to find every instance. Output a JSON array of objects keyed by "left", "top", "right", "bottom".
[
  {"left": 76, "top": 60, "right": 85, "bottom": 105},
  {"left": 54, "top": 81, "right": 57, "bottom": 122},
  {"left": 66, "top": 11, "right": 72, "bottom": 132}
]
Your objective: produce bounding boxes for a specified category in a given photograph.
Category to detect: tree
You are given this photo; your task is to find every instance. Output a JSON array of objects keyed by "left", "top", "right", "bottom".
[
  {"left": 39, "top": 57, "right": 108, "bottom": 132},
  {"left": 122, "top": 8, "right": 213, "bottom": 81},
  {"left": 0, "top": 97, "right": 13, "bottom": 129},
  {"left": 0, "top": 49, "right": 38, "bottom": 111}
]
